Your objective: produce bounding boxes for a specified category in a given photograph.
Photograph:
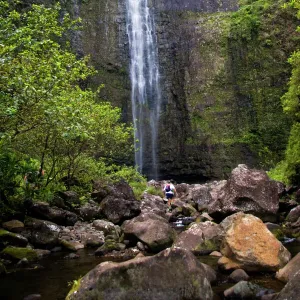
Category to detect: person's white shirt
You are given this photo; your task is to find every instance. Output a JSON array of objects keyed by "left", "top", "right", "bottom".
[{"left": 164, "top": 183, "right": 175, "bottom": 193}]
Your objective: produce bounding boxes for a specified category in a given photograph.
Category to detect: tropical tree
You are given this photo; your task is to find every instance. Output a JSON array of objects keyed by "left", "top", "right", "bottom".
[{"left": 0, "top": 1, "right": 134, "bottom": 202}]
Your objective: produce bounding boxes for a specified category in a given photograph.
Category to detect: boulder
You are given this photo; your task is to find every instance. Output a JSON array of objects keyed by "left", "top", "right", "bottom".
[
  {"left": 122, "top": 213, "right": 176, "bottom": 253},
  {"left": 91, "top": 181, "right": 114, "bottom": 203},
  {"left": 80, "top": 231, "right": 105, "bottom": 248},
  {"left": 2, "top": 220, "right": 24, "bottom": 233},
  {"left": 175, "top": 183, "right": 189, "bottom": 199},
  {"left": 66, "top": 247, "right": 213, "bottom": 300},
  {"left": 77, "top": 200, "right": 102, "bottom": 222},
  {"left": 224, "top": 281, "right": 275, "bottom": 299},
  {"left": 187, "top": 184, "right": 213, "bottom": 211},
  {"left": 92, "top": 180, "right": 136, "bottom": 203},
  {"left": 218, "top": 213, "right": 291, "bottom": 272},
  {"left": 28, "top": 202, "right": 78, "bottom": 226},
  {"left": 173, "top": 221, "right": 222, "bottom": 254},
  {"left": 92, "top": 219, "right": 118, "bottom": 235},
  {"left": 140, "top": 193, "right": 166, "bottom": 217},
  {"left": 286, "top": 205, "right": 300, "bottom": 223},
  {"left": 23, "top": 218, "right": 61, "bottom": 248},
  {"left": 276, "top": 252, "right": 300, "bottom": 282},
  {"left": 228, "top": 269, "right": 250, "bottom": 283},
  {"left": 100, "top": 196, "right": 141, "bottom": 224},
  {"left": 208, "top": 165, "right": 279, "bottom": 222},
  {"left": 0, "top": 229, "right": 28, "bottom": 250},
  {"left": 276, "top": 270, "right": 300, "bottom": 300},
  {"left": 1, "top": 246, "right": 39, "bottom": 262}
]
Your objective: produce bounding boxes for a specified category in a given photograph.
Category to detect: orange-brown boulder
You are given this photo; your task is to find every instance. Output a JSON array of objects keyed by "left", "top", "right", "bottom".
[{"left": 218, "top": 213, "right": 291, "bottom": 272}]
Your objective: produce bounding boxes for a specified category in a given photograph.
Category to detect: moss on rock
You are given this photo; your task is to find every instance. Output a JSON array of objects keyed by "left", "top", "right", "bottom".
[{"left": 1, "top": 246, "right": 38, "bottom": 262}]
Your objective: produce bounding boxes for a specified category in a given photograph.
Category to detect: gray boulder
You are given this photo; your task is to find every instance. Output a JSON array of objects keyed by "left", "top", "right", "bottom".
[
  {"left": 100, "top": 196, "right": 141, "bottom": 224},
  {"left": 28, "top": 202, "right": 78, "bottom": 226},
  {"left": 286, "top": 205, "right": 300, "bottom": 223},
  {"left": 66, "top": 247, "right": 213, "bottom": 300},
  {"left": 92, "top": 219, "right": 118, "bottom": 235},
  {"left": 208, "top": 164, "right": 279, "bottom": 222},
  {"left": 140, "top": 193, "right": 166, "bottom": 217},
  {"left": 276, "top": 270, "right": 300, "bottom": 300},
  {"left": 122, "top": 213, "right": 176, "bottom": 253},
  {"left": 77, "top": 200, "right": 101, "bottom": 222},
  {"left": 276, "top": 252, "right": 300, "bottom": 282},
  {"left": 224, "top": 281, "right": 275, "bottom": 299},
  {"left": 23, "top": 218, "right": 61, "bottom": 248}
]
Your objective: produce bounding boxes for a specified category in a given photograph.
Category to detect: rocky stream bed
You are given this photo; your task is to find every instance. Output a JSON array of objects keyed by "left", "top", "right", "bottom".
[{"left": 1, "top": 165, "right": 300, "bottom": 300}]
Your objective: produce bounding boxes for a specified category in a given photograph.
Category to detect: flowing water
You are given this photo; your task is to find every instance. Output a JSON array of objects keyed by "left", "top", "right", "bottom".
[{"left": 126, "top": 0, "right": 161, "bottom": 178}]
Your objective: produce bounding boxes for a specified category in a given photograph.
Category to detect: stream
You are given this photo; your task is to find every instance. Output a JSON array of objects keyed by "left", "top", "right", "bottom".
[{"left": 1, "top": 240, "right": 299, "bottom": 300}]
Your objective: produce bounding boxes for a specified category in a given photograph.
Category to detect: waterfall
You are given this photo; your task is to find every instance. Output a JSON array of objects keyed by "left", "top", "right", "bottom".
[{"left": 126, "top": 0, "right": 161, "bottom": 179}]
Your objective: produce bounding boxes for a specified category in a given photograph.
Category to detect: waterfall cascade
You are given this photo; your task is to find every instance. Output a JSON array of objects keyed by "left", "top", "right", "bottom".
[{"left": 126, "top": 0, "right": 161, "bottom": 179}]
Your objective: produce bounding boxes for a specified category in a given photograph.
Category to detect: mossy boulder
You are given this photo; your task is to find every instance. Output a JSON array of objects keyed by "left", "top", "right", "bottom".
[
  {"left": 2, "top": 220, "right": 24, "bottom": 233},
  {"left": 59, "top": 239, "right": 77, "bottom": 252},
  {"left": 66, "top": 247, "right": 213, "bottom": 300},
  {"left": 0, "top": 229, "right": 28, "bottom": 250},
  {"left": 1, "top": 246, "right": 38, "bottom": 262}
]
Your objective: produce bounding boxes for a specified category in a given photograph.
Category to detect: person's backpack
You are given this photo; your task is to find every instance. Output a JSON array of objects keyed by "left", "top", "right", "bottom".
[{"left": 165, "top": 184, "right": 171, "bottom": 192}]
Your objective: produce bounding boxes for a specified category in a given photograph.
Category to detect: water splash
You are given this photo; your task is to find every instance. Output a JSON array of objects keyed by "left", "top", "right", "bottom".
[{"left": 126, "top": 0, "right": 161, "bottom": 179}]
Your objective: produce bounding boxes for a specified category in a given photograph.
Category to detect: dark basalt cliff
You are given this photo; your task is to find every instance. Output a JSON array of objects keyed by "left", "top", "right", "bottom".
[{"left": 31, "top": 0, "right": 297, "bottom": 181}]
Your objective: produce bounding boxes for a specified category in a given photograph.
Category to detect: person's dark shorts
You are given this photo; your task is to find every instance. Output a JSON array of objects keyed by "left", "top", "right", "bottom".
[{"left": 166, "top": 192, "right": 174, "bottom": 199}]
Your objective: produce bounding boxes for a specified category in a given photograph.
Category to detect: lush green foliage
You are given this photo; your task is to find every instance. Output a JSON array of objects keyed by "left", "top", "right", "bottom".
[
  {"left": 269, "top": 0, "right": 300, "bottom": 184},
  {"left": 0, "top": 1, "right": 136, "bottom": 214},
  {"left": 227, "top": 0, "right": 297, "bottom": 168},
  {"left": 145, "top": 186, "right": 164, "bottom": 198}
]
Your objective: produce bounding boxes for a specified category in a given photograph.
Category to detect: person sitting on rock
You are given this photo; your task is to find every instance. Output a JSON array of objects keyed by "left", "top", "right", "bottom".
[{"left": 163, "top": 182, "right": 176, "bottom": 209}]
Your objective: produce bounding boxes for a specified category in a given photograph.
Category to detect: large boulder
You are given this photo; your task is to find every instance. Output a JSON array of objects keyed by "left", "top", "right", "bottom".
[
  {"left": 66, "top": 247, "right": 213, "bottom": 300},
  {"left": 173, "top": 221, "right": 222, "bottom": 254},
  {"left": 76, "top": 200, "right": 102, "bottom": 222},
  {"left": 100, "top": 196, "right": 141, "bottom": 224},
  {"left": 92, "top": 180, "right": 136, "bottom": 203},
  {"left": 208, "top": 165, "right": 279, "bottom": 222},
  {"left": 276, "top": 270, "right": 300, "bottom": 300},
  {"left": 23, "top": 218, "right": 61, "bottom": 249},
  {"left": 276, "top": 252, "right": 300, "bottom": 282},
  {"left": 140, "top": 193, "right": 166, "bottom": 217},
  {"left": 218, "top": 213, "right": 291, "bottom": 272},
  {"left": 28, "top": 202, "right": 78, "bottom": 226},
  {"left": 122, "top": 213, "right": 176, "bottom": 253},
  {"left": 187, "top": 184, "right": 213, "bottom": 211}
]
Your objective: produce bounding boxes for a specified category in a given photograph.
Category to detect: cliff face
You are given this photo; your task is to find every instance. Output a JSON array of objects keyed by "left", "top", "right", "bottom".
[{"left": 35, "top": 0, "right": 297, "bottom": 180}]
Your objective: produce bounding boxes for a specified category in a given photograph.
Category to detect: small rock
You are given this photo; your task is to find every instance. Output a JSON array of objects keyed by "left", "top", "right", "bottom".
[
  {"left": 210, "top": 251, "right": 222, "bottom": 257},
  {"left": 64, "top": 253, "right": 79, "bottom": 259},
  {"left": 23, "top": 294, "right": 42, "bottom": 300},
  {"left": 16, "top": 258, "right": 29, "bottom": 267},
  {"left": 137, "top": 241, "right": 145, "bottom": 251},
  {"left": 229, "top": 269, "right": 250, "bottom": 283}
]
